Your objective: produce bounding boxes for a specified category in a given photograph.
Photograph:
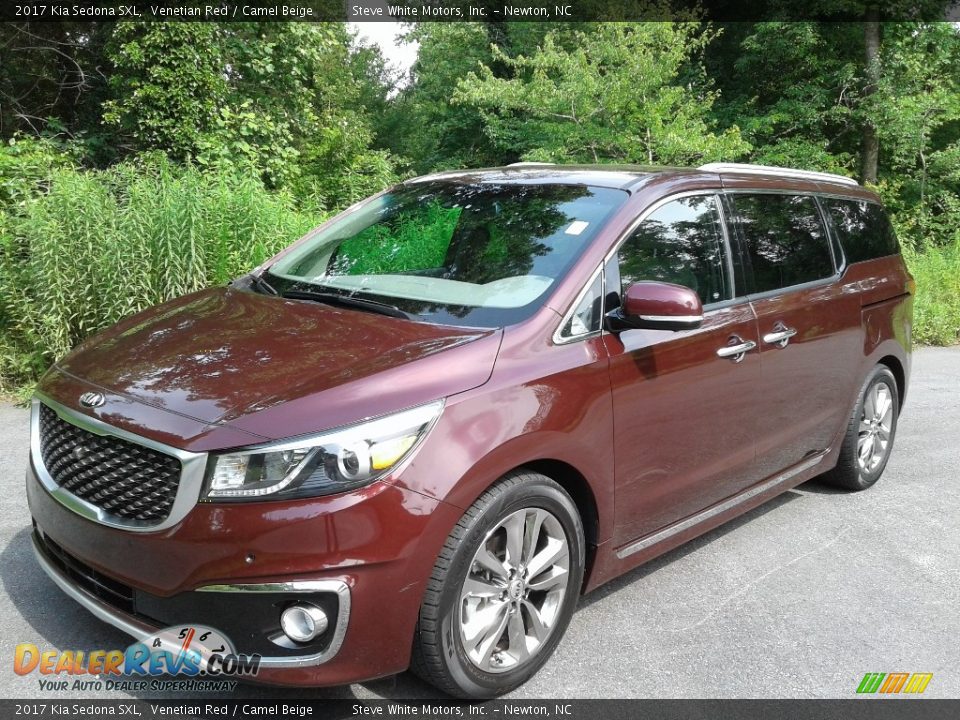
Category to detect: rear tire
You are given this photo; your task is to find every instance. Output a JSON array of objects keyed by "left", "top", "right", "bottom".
[
  {"left": 411, "top": 471, "right": 585, "bottom": 698},
  {"left": 822, "top": 365, "right": 899, "bottom": 491}
]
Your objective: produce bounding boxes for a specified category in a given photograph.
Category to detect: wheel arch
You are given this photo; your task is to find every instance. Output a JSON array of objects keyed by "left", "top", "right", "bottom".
[
  {"left": 446, "top": 455, "right": 604, "bottom": 594},
  {"left": 521, "top": 459, "right": 600, "bottom": 558},
  {"left": 877, "top": 354, "right": 906, "bottom": 407}
]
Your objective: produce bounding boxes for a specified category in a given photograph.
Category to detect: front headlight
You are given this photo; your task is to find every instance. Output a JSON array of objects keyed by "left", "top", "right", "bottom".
[{"left": 202, "top": 400, "right": 444, "bottom": 501}]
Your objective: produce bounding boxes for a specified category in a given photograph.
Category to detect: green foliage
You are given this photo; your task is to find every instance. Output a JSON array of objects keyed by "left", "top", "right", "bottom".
[
  {"left": 101, "top": 22, "right": 400, "bottom": 204},
  {"left": 0, "top": 137, "right": 76, "bottom": 240},
  {"left": 707, "top": 22, "right": 862, "bottom": 172},
  {"left": 0, "top": 160, "right": 319, "bottom": 387},
  {"left": 453, "top": 23, "right": 749, "bottom": 165},
  {"left": 0, "top": 23, "right": 113, "bottom": 151},
  {"left": 903, "top": 239, "right": 960, "bottom": 345},
  {"left": 103, "top": 23, "right": 228, "bottom": 161},
  {"left": 381, "top": 24, "right": 501, "bottom": 173},
  {"left": 338, "top": 202, "right": 460, "bottom": 275}
]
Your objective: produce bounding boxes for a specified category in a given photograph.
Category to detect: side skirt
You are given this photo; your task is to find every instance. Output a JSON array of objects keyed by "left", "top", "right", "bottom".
[{"left": 614, "top": 452, "right": 826, "bottom": 561}]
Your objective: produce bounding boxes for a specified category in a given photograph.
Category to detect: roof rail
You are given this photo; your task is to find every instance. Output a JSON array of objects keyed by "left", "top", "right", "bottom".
[
  {"left": 698, "top": 162, "right": 858, "bottom": 187},
  {"left": 506, "top": 162, "right": 555, "bottom": 167}
]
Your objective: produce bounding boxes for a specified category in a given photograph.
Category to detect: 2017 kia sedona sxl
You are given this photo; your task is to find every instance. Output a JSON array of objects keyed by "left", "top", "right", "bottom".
[{"left": 27, "top": 163, "right": 912, "bottom": 697}]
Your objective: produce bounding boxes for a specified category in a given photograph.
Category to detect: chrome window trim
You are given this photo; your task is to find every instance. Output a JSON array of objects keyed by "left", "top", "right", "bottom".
[
  {"left": 31, "top": 391, "right": 207, "bottom": 533},
  {"left": 638, "top": 314, "right": 704, "bottom": 323},
  {"left": 552, "top": 263, "right": 604, "bottom": 345},
  {"left": 31, "top": 533, "right": 350, "bottom": 669},
  {"left": 740, "top": 274, "right": 841, "bottom": 303}
]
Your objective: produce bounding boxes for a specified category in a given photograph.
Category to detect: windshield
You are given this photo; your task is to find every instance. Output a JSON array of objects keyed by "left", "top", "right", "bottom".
[{"left": 264, "top": 182, "right": 628, "bottom": 327}]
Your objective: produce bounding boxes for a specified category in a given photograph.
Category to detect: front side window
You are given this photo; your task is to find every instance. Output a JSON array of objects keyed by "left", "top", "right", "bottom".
[
  {"left": 265, "top": 182, "right": 627, "bottom": 328},
  {"left": 617, "top": 195, "right": 731, "bottom": 305},
  {"left": 732, "top": 194, "right": 834, "bottom": 293},
  {"left": 825, "top": 198, "right": 899, "bottom": 264}
]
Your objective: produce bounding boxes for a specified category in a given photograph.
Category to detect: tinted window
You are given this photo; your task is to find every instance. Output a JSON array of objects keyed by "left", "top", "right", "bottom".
[
  {"left": 825, "top": 198, "right": 899, "bottom": 263},
  {"left": 266, "top": 182, "right": 627, "bottom": 328},
  {"left": 733, "top": 194, "right": 834, "bottom": 293},
  {"left": 618, "top": 195, "right": 730, "bottom": 305}
]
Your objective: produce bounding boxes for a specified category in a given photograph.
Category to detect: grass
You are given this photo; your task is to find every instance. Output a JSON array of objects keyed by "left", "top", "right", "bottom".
[
  {"left": 0, "top": 160, "right": 320, "bottom": 390},
  {"left": 904, "top": 239, "right": 960, "bottom": 346}
]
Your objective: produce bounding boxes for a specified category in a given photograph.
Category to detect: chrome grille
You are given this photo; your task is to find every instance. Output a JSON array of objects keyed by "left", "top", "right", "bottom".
[{"left": 38, "top": 404, "right": 182, "bottom": 525}]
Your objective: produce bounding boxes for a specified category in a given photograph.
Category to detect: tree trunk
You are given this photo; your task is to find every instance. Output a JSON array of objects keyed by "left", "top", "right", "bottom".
[{"left": 860, "top": 12, "right": 881, "bottom": 184}]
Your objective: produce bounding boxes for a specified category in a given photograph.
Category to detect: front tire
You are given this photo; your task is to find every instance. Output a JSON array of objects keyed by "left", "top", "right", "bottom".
[
  {"left": 823, "top": 365, "right": 899, "bottom": 491},
  {"left": 411, "top": 471, "right": 585, "bottom": 698}
]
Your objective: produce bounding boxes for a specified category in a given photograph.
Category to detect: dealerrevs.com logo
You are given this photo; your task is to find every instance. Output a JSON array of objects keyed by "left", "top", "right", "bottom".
[{"left": 14, "top": 625, "right": 260, "bottom": 692}]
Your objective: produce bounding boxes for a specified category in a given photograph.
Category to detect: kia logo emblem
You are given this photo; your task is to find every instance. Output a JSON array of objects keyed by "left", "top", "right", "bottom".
[{"left": 79, "top": 392, "right": 106, "bottom": 409}]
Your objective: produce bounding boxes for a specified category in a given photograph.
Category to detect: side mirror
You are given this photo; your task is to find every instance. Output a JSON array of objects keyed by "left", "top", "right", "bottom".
[{"left": 605, "top": 281, "right": 703, "bottom": 332}]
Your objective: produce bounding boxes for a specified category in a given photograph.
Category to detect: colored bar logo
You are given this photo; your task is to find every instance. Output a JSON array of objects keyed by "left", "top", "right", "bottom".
[{"left": 857, "top": 672, "right": 933, "bottom": 694}]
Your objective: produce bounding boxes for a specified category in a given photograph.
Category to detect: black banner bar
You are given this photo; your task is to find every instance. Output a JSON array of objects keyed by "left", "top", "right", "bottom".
[
  {"left": 2, "top": 699, "right": 959, "bottom": 720},
  {"left": 2, "top": 0, "right": 959, "bottom": 23}
]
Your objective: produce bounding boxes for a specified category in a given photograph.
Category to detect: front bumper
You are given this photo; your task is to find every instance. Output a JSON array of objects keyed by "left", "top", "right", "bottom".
[
  {"left": 32, "top": 528, "right": 351, "bottom": 668},
  {"left": 27, "top": 456, "right": 463, "bottom": 686}
]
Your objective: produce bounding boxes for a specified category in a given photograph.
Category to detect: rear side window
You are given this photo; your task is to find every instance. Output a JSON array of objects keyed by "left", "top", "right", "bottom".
[
  {"left": 732, "top": 194, "right": 834, "bottom": 293},
  {"left": 618, "top": 195, "right": 731, "bottom": 305},
  {"left": 825, "top": 198, "right": 899, "bottom": 263}
]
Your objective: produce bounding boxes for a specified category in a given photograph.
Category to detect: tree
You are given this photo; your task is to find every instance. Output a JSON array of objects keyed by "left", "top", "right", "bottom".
[
  {"left": 379, "top": 23, "right": 501, "bottom": 173},
  {"left": 101, "top": 22, "right": 398, "bottom": 207},
  {"left": 102, "top": 23, "right": 228, "bottom": 161},
  {"left": 706, "top": 21, "right": 864, "bottom": 173},
  {"left": 453, "top": 23, "right": 748, "bottom": 165},
  {"left": 860, "top": 12, "right": 881, "bottom": 183},
  {"left": 0, "top": 22, "right": 113, "bottom": 158}
]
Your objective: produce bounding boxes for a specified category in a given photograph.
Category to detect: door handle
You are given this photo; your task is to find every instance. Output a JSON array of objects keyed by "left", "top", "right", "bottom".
[
  {"left": 763, "top": 323, "right": 797, "bottom": 348},
  {"left": 716, "top": 338, "right": 757, "bottom": 363}
]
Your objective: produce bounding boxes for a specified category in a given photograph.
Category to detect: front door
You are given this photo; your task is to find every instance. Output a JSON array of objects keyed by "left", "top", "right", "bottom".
[{"left": 605, "top": 193, "right": 761, "bottom": 546}]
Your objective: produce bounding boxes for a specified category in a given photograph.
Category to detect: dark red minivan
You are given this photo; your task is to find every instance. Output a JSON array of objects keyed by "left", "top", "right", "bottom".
[{"left": 27, "top": 163, "right": 912, "bottom": 697}]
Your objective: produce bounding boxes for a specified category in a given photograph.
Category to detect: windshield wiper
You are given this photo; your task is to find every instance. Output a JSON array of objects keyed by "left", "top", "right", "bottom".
[
  {"left": 251, "top": 272, "right": 278, "bottom": 296},
  {"left": 281, "top": 289, "right": 411, "bottom": 320}
]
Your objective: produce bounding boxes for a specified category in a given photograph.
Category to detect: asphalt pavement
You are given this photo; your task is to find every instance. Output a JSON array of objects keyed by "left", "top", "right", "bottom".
[{"left": 0, "top": 347, "right": 957, "bottom": 699}]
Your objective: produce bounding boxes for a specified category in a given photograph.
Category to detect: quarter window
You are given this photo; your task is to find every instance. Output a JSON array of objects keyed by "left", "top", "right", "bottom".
[
  {"left": 825, "top": 198, "right": 899, "bottom": 263},
  {"left": 558, "top": 271, "right": 603, "bottom": 339},
  {"left": 732, "top": 194, "right": 834, "bottom": 293},
  {"left": 617, "top": 195, "right": 730, "bottom": 305}
]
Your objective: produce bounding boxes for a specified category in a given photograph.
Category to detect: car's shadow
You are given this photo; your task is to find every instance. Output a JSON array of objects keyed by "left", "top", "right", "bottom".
[{"left": 792, "top": 476, "right": 850, "bottom": 495}]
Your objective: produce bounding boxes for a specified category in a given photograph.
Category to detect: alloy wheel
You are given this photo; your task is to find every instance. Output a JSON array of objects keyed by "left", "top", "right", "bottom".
[
  {"left": 457, "top": 507, "right": 570, "bottom": 674},
  {"left": 858, "top": 380, "right": 894, "bottom": 473}
]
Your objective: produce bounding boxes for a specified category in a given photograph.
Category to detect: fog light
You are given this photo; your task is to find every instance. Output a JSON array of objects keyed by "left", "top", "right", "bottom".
[{"left": 280, "top": 603, "right": 328, "bottom": 643}]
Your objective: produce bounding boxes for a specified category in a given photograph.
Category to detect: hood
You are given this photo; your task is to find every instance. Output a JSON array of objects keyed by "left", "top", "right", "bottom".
[{"left": 55, "top": 287, "right": 502, "bottom": 440}]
